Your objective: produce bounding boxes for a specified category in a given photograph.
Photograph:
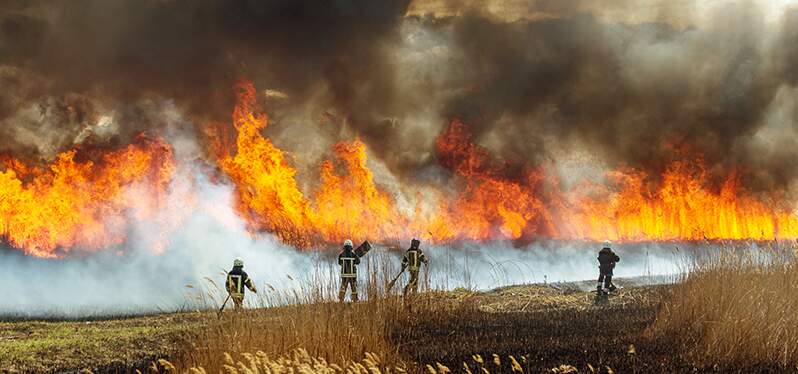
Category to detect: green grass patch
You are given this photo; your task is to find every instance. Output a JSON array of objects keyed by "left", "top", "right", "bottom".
[{"left": 0, "top": 313, "right": 203, "bottom": 373}]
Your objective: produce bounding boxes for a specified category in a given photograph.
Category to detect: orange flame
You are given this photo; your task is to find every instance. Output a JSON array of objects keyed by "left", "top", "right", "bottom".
[
  {"left": 429, "top": 119, "right": 555, "bottom": 241},
  {"left": 561, "top": 160, "right": 798, "bottom": 241},
  {"left": 0, "top": 137, "right": 175, "bottom": 257},
  {"left": 313, "top": 140, "right": 407, "bottom": 242},
  {"left": 213, "top": 82, "right": 411, "bottom": 247},
  {"left": 213, "top": 82, "right": 316, "bottom": 246},
  {"left": 213, "top": 82, "right": 798, "bottom": 246},
  {"left": 9, "top": 79, "right": 796, "bottom": 257}
]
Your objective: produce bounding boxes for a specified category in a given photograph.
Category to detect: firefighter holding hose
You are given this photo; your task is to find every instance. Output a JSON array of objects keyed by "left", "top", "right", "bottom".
[
  {"left": 402, "top": 238, "right": 428, "bottom": 301},
  {"left": 226, "top": 257, "right": 257, "bottom": 309},
  {"left": 597, "top": 241, "right": 620, "bottom": 294},
  {"left": 338, "top": 239, "right": 360, "bottom": 302}
]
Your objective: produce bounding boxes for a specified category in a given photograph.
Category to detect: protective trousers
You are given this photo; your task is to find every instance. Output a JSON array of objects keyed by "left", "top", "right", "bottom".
[
  {"left": 598, "top": 273, "right": 613, "bottom": 290},
  {"left": 403, "top": 270, "right": 420, "bottom": 299},
  {"left": 231, "top": 294, "right": 244, "bottom": 309},
  {"left": 339, "top": 277, "right": 358, "bottom": 302}
]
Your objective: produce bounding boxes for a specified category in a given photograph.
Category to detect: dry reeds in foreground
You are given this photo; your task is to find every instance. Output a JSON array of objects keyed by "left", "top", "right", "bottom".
[
  {"left": 175, "top": 253, "right": 423, "bottom": 373},
  {"left": 649, "top": 243, "right": 798, "bottom": 368},
  {"left": 177, "top": 298, "right": 408, "bottom": 372}
]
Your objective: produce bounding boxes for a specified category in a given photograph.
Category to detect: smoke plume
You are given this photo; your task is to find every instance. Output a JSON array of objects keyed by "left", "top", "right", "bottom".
[{"left": 1, "top": 0, "right": 798, "bottom": 314}]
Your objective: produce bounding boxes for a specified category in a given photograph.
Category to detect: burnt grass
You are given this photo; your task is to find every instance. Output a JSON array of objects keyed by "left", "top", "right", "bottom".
[
  {"left": 387, "top": 300, "right": 786, "bottom": 373},
  {"left": 388, "top": 303, "right": 672, "bottom": 372}
]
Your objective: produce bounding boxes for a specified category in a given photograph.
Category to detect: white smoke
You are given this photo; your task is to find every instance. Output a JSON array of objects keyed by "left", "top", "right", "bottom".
[
  {"left": 0, "top": 104, "right": 692, "bottom": 319},
  {"left": 0, "top": 162, "right": 689, "bottom": 318}
]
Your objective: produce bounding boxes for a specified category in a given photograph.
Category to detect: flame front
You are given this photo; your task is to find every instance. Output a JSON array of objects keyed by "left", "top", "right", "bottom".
[
  {"left": 428, "top": 119, "right": 555, "bottom": 241},
  {"left": 562, "top": 160, "right": 798, "bottom": 241},
  {"left": 214, "top": 82, "right": 798, "bottom": 247},
  {"left": 4, "top": 80, "right": 798, "bottom": 257},
  {"left": 0, "top": 137, "right": 175, "bottom": 257},
  {"left": 212, "top": 82, "right": 409, "bottom": 246}
]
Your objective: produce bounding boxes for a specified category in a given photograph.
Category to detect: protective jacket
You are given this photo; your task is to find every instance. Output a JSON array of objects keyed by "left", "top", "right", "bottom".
[
  {"left": 598, "top": 247, "right": 620, "bottom": 274},
  {"left": 226, "top": 266, "right": 256, "bottom": 297},
  {"left": 402, "top": 248, "right": 428, "bottom": 271},
  {"left": 338, "top": 248, "right": 360, "bottom": 278}
]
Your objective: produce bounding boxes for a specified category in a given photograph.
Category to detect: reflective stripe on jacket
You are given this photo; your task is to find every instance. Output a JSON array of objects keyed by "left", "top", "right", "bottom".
[
  {"left": 227, "top": 266, "right": 254, "bottom": 296},
  {"left": 338, "top": 249, "right": 359, "bottom": 278},
  {"left": 403, "top": 249, "right": 427, "bottom": 271}
]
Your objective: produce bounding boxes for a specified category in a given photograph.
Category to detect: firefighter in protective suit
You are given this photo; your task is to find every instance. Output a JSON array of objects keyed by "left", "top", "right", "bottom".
[
  {"left": 338, "top": 239, "right": 360, "bottom": 302},
  {"left": 226, "top": 257, "right": 257, "bottom": 309},
  {"left": 402, "top": 238, "right": 428, "bottom": 300},
  {"left": 597, "top": 241, "right": 620, "bottom": 294}
]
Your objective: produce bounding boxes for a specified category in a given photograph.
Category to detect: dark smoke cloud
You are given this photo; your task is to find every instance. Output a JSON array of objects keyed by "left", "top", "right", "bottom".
[
  {"left": 350, "top": 2, "right": 798, "bottom": 198},
  {"left": 1, "top": 0, "right": 798, "bottom": 197},
  {"left": 0, "top": 0, "right": 411, "bottom": 160}
]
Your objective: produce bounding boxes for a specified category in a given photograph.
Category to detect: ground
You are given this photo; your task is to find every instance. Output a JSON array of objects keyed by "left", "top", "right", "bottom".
[
  {"left": 0, "top": 278, "right": 681, "bottom": 373},
  {"left": 0, "top": 314, "right": 202, "bottom": 373}
]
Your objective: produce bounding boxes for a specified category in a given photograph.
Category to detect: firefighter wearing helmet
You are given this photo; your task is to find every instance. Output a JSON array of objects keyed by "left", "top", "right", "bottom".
[
  {"left": 597, "top": 241, "right": 620, "bottom": 294},
  {"left": 226, "top": 257, "right": 257, "bottom": 309},
  {"left": 402, "top": 238, "right": 428, "bottom": 301},
  {"left": 338, "top": 239, "right": 360, "bottom": 302}
]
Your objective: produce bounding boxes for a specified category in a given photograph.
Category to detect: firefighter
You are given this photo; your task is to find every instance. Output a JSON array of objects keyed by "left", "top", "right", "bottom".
[
  {"left": 597, "top": 241, "right": 620, "bottom": 294},
  {"left": 402, "top": 238, "right": 428, "bottom": 300},
  {"left": 226, "top": 257, "right": 257, "bottom": 309},
  {"left": 338, "top": 239, "right": 360, "bottom": 302}
]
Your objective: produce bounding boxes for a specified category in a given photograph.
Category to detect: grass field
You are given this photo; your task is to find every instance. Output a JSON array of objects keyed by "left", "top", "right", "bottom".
[
  {"left": 1, "top": 279, "right": 670, "bottom": 373},
  {"left": 3, "top": 258, "right": 798, "bottom": 373},
  {"left": 0, "top": 313, "right": 202, "bottom": 373}
]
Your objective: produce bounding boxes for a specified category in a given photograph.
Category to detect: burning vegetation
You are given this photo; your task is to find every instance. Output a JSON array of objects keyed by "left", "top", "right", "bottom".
[
  {"left": 1, "top": 78, "right": 798, "bottom": 257},
  {"left": 0, "top": 137, "right": 174, "bottom": 257},
  {"left": 4, "top": 1, "right": 798, "bottom": 373},
  {"left": 0, "top": 0, "right": 797, "bottom": 258}
]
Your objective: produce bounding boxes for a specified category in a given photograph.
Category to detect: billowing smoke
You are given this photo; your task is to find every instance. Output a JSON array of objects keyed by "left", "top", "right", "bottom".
[
  {"left": 2, "top": 0, "right": 797, "bottom": 191},
  {"left": 0, "top": 166, "right": 686, "bottom": 317},
  {"left": 0, "top": 0, "right": 410, "bottom": 160},
  {"left": 1, "top": 1, "right": 798, "bottom": 314}
]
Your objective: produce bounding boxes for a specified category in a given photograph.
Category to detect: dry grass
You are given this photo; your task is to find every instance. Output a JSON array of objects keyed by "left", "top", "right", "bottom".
[
  {"left": 4, "top": 246, "right": 722, "bottom": 373},
  {"left": 649, "top": 242, "right": 798, "bottom": 369},
  {"left": 180, "top": 349, "right": 408, "bottom": 374},
  {"left": 171, "top": 278, "right": 669, "bottom": 373},
  {"left": 177, "top": 298, "right": 407, "bottom": 372},
  {"left": 174, "top": 252, "right": 418, "bottom": 372}
]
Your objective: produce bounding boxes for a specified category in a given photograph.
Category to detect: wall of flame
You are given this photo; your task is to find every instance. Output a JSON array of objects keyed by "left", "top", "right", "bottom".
[{"left": 2, "top": 81, "right": 797, "bottom": 257}]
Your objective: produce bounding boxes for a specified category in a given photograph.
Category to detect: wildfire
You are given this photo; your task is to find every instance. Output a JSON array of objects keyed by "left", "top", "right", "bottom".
[
  {"left": 562, "top": 160, "right": 798, "bottom": 241},
  {"left": 429, "top": 120, "right": 555, "bottom": 241},
  {"left": 212, "top": 82, "right": 316, "bottom": 246},
  {"left": 0, "top": 137, "right": 175, "bottom": 257},
  {"left": 213, "top": 81, "right": 798, "bottom": 246},
  {"left": 313, "top": 140, "right": 407, "bottom": 242},
  {"left": 213, "top": 82, "right": 411, "bottom": 247},
  {"left": 6, "top": 79, "right": 798, "bottom": 257}
]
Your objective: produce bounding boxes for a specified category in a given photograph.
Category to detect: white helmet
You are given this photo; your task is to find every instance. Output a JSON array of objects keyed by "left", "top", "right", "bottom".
[
  {"left": 343, "top": 239, "right": 353, "bottom": 248},
  {"left": 233, "top": 257, "right": 244, "bottom": 267},
  {"left": 603, "top": 240, "right": 611, "bottom": 249}
]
